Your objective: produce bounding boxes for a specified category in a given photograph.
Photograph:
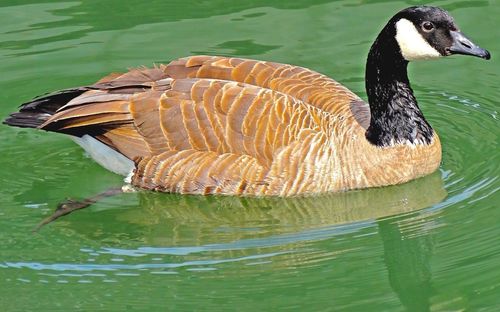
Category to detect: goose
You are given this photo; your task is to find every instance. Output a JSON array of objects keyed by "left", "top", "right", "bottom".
[{"left": 4, "top": 6, "right": 490, "bottom": 198}]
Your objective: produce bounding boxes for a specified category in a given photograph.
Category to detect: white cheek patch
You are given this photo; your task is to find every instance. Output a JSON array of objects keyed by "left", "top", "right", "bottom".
[{"left": 395, "top": 18, "right": 442, "bottom": 61}]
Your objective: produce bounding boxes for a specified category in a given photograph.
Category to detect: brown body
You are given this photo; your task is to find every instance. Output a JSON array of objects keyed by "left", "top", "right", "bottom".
[{"left": 19, "top": 56, "right": 442, "bottom": 196}]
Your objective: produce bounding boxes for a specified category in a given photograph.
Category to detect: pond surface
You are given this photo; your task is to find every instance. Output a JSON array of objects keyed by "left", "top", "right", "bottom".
[{"left": 0, "top": 0, "right": 498, "bottom": 311}]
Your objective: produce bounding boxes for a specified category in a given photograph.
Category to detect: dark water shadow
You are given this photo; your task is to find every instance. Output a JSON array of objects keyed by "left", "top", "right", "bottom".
[{"left": 378, "top": 216, "right": 434, "bottom": 312}]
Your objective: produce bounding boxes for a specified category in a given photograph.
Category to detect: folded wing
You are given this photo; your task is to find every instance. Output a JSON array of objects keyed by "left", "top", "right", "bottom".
[{"left": 8, "top": 56, "right": 365, "bottom": 195}]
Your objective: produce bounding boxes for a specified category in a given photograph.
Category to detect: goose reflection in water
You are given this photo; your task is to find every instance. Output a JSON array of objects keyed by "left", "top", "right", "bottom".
[
  {"left": 108, "top": 171, "right": 445, "bottom": 310},
  {"left": 28, "top": 170, "right": 446, "bottom": 310},
  {"left": 44, "top": 170, "right": 446, "bottom": 242}
]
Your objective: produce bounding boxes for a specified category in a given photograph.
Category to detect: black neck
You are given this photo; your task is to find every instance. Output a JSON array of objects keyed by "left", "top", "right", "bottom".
[{"left": 364, "top": 26, "right": 434, "bottom": 147}]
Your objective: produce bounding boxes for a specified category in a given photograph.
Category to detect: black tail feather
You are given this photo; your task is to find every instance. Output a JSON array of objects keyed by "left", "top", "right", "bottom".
[
  {"left": 3, "top": 111, "right": 52, "bottom": 128},
  {"left": 3, "top": 88, "right": 87, "bottom": 129}
]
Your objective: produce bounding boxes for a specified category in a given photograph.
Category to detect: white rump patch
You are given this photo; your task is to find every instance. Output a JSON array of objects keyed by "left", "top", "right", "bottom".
[
  {"left": 395, "top": 18, "right": 441, "bottom": 61},
  {"left": 72, "top": 135, "right": 135, "bottom": 177}
]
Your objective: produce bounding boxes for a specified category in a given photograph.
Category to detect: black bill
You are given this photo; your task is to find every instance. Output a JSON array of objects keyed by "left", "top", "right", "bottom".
[{"left": 448, "top": 31, "right": 491, "bottom": 60}]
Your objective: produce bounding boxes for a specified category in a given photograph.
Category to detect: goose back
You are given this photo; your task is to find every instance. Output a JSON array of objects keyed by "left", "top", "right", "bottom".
[{"left": 6, "top": 56, "right": 441, "bottom": 196}]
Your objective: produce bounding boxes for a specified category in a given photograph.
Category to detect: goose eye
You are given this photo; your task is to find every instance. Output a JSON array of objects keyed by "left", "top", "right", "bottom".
[{"left": 422, "top": 21, "right": 435, "bottom": 32}]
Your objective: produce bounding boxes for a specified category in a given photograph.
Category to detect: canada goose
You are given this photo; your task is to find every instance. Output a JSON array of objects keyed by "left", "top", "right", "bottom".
[{"left": 4, "top": 6, "right": 490, "bottom": 197}]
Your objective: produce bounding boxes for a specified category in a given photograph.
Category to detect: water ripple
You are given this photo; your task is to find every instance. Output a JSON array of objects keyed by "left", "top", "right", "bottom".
[{"left": 4, "top": 251, "right": 289, "bottom": 272}]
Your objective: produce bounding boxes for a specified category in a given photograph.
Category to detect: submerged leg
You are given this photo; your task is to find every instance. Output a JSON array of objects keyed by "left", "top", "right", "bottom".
[{"left": 33, "top": 187, "right": 124, "bottom": 232}]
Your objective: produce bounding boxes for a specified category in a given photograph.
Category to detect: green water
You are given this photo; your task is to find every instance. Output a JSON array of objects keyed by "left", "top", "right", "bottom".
[{"left": 0, "top": 0, "right": 498, "bottom": 311}]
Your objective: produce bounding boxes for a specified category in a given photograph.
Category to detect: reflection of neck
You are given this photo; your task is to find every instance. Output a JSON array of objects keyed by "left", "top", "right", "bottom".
[
  {"left": 379, "top": 216, "right": 433, "bottom": 311},
  {"left": 364, "top": 29, "right": 434, "bottom": 147}
]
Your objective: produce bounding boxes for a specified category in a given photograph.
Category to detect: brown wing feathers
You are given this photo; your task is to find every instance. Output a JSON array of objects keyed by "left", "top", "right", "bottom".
[
  {"left": 165, "top": 56, "right": 361, "bottom": 114},
  {"left": 5, "top": 56, "right": 363, "bottom": 195},
  {"left": 129, "top": 76, "right": 337, "bottom": 195}
]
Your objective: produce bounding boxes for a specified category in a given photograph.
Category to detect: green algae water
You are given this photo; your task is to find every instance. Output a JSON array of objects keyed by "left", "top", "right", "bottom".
[{"left": 0, "top": 1, "right": 498, "bottom": 311}]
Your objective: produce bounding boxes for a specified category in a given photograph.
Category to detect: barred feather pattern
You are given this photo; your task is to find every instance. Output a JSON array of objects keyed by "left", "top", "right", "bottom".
[{"left": 7, "top": 55, "right": 442, "bottom": 196}]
